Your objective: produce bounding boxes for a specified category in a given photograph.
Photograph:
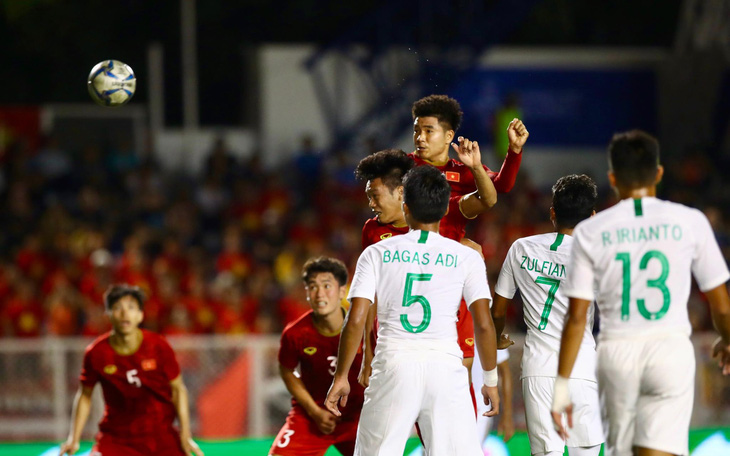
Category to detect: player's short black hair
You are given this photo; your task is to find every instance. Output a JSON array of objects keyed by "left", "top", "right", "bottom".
[
  {"left": 302, "top": 256, "right": 348, "bottom": 287},
  {"left": 552, "top": 174, "right": 597, "bottom": 229},
  {"left": 608, "top": 130, "right": 660, "bottom": 188},
  {"left": 412, "top": 94, "right": 463, "bottom": 132},
  {"left": 104, "top": 284, "right": 145, "bottom": 311},
  {"left": 354, "top": 149, "right": 415, "bottom": 191},
  {"left": 403, "top": 166, "right": 451, "bottom": 224}
]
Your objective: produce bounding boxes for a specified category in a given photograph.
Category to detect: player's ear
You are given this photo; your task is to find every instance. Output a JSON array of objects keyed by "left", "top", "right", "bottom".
[
  {"left": 655, "top": 165, "right": 664, "bottom": 185},
  {"left": 607, "top": 170, "right": 617, "bottom": 189},
  {"left": 549, "top": 207, "right": 556, "bottom": 226},
  {"left": 396, "top": 185, "right": 404, "bottom": 200},
  {"left": 445, "top": 128, "right": 455, "bottom": 144},
  {"left": 338, "top": 286, "right": 347, "bottom": 300}
]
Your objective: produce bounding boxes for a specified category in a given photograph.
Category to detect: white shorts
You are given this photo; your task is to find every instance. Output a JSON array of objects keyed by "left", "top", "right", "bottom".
[
  {"left": 522, "top": 376, "right": 603, "bottom": 454},
  {"left": 355, "top": 349, "right": 482, "bottom": 456},
  {"left": 597, "top": 334, "right": 694, "bottom": 456}
]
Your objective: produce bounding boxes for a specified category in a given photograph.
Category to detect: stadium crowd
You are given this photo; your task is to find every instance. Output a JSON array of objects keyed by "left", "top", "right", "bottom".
[{"left": 0, "top": 134, "right": 728, "bottom": 338}]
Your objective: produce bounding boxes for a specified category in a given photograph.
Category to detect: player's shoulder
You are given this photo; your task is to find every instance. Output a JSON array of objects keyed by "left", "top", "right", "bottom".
[
  {"left": 141, "top": 329, "right": 172, "bottom": 349},
  {"left": 282, "top": 309, "right": 315, "bottom": 336},
  {"left": 85, "top": 332, "right": 112, "bottom": 355},
  {"left": 362, "top": 217, "right": 379, "bottom": 230}
]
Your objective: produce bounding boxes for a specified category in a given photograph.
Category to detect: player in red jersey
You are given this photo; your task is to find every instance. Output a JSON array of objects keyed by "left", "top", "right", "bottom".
[
  {"left": 270, "top": 257, "right": 364, "bottom": 456},
  {"left": 60, "top": 284, "right": 203, "bottom": 456}
]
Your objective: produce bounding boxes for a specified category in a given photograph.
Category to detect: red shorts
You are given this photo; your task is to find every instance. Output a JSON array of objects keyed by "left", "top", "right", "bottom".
[
  {"left": 92, "top": 429, "right": 184, "bottom": 456},
  {"left": 456, "top": 300, "right": 475, "bottom": 359},
  {"left": 269, "top": 408, "right": 359, "bottom": 456}
]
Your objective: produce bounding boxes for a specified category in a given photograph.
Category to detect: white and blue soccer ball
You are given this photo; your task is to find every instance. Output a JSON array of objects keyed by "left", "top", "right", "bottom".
[{"left": 87, "top": 60, "right": 136, "bottom": 107}]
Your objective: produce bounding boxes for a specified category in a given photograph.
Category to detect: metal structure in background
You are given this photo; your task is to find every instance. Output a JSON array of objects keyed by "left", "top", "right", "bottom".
[
  {"left": 303, "top": 0, "right": 542, "bottom": 154},
  {"left": 0, "top": 333, "right": 728, "bottom": 441}
]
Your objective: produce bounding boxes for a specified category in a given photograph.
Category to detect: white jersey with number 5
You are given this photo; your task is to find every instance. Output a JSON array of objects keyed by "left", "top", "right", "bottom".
[
  {"left": 495, "top": 233, "right": 596, "bottom": 381},
  {"left": 565, "top": 197, "right": 730, "bottom": 341},
  {"left": 348, "top": 229, "right": 491, "bottom": 358}
]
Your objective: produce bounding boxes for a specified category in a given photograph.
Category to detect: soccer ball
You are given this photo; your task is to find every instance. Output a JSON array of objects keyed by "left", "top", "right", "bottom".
[{"left": 87, "top": 60, "right": 136, "bottom": 107}]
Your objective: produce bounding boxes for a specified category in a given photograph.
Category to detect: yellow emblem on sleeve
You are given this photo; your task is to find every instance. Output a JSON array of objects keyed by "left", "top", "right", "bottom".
[
  {"left": 465, "top": 338, "right": 475, "bottom": 347},
  {"left": 303, "top": 347, "right": 317, "bottom": 355},
  {"left": 380, "top": 233, "right": 393, "bottom": 240},
  {"left": 103, "top": 364, "right": 117, "bottom": 375}
]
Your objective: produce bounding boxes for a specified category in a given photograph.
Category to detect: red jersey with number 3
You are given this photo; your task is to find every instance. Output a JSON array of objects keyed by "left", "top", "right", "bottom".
[
  {"left": 80, "top": 330, "right": 181, "bottom": 437},
  {"left": 279, "top": 310, "right": 365, "bottom": 419}
]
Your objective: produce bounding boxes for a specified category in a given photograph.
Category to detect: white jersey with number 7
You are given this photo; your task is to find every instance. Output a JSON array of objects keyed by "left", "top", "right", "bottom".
[
  {"left": 348, "top": 229, "right": 491, "bottom": 357},
  {"left": 565, "top": 196, "right": 730, "bottom": 341}
]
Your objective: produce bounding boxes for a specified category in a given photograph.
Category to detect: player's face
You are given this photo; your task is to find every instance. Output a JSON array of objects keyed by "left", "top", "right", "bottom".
[
  {"left": 366, "top": 178, "right": 403, "bottom": 225},
  {"left": 108, "top": 296, "right": 144, "bottom": 335},
  {"left": 305, "top": 273, "right": 346, "bottom": 318},
  {"left": 413, "top": 116, "right": 454, "bottom": 163}
]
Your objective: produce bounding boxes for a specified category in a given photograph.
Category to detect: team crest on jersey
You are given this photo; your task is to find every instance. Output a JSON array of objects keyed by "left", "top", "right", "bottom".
[
  {"left": 445, "top": 171, "right": 460, "bottom": 182},
  {"left": 304, "top": 347, "right": 317, "bottom": 355},
  {"left": 103, "top": 364, "right": 117, "bottom": 375},
  {"left": 142, "top": 359, "right": 157, "bottom": 371},
  {"left": 465, "top": 338, "right": 474, "bottom": 346},
  {"left": 380, "top": 233, "right": 393, "bottom": 240}
]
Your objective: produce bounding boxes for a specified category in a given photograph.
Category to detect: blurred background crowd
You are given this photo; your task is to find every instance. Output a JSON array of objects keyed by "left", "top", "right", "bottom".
[{"left": 2, "top": 131, "right": 729, "bottom": 339}]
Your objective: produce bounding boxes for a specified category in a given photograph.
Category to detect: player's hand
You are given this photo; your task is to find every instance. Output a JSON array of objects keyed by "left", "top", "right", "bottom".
[
  {"left": 180, "top": 434, "right": 205, "bottom": 456},
  {"left": 451, "top": 136, "right": 482, "bottom": 170},
  {"left": 357, "top": 360, "right": 372, "bottom": 388},
  {"left": 712, "top": 337, "right": 730, "bottom": 375},
  {"left": 507, "top": 119, "right": 528, "bottom": 154},
  {"left": 311, "top": 407, "right": 339, "bottom": 434},
  {"left": 324, "top": 376, "right": 350, "bottom": 417},
  {"left": 59, "top": 438, "right": 79, "bottom": 456},
  {"left": 551, "top": 404, "right": 573, "bottom": 440},
  {"left": 481, "top": 385, "right": 500, "bottom": 417},
  {"left": 497, "top": 334, "right": 515, "bottom": 350},
  {"left": 497, "top": 413, "right": 515, "bottom": 442}
]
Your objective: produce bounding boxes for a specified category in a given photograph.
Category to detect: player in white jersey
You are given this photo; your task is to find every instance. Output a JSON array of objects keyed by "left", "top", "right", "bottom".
[
  {"left": 551, "top": 131, "right": 730, "bottom": 456},
  {"left": 492, "top": 174, "right": 604, "bottom": 456},
  {"left": 325, "top": 165, "right": 500, "bottom": 456}
]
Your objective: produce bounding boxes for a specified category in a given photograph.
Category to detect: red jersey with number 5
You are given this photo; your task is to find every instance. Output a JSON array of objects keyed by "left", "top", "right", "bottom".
[
  {"left": 80, "top": 330, "right": 181, "bottom": 437},
  {"left": 279, "top": 309, "right": 365, "bottom": 419}
]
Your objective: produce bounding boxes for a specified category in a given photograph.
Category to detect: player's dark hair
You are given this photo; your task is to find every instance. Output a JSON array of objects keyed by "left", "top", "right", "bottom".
[
  {"left": 608, "top": 130, "right": 660, "bottom": 188},
  {"left": 412, "top": 94, "right": 463, "bottom": 132},
  {"left": 552, "top": 174, "right": 597, "bottom": 229},
  {"left": 354, "top": 149, "right": 415, "bottom": 191},
  {"left": 103, "top": 284, "right": 145, "bottom": 311},
  {"left": 403, "top": 166, "right": 451, "bottom": 223},
  {"left": 302, "top": 256, "right": 348, "bottom": 287}
]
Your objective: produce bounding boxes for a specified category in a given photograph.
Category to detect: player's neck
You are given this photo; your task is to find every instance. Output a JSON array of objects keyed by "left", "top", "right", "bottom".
[
  {"left": 617, "top": 186, "right": 656, "bottom": 200},
  {"left": 556, "top": 227, "right": 574, "bottom": 236},
  {"left": 409, "top": 222, "right": 440, "bottom": 233},
  {"left": 313, "top": 307, "right": 345, "bottom": 336},
  {"left": 109, "top": 328, "right": 143, "bottom": 355},
  {"left": 392, "top": 217, "right": 407, "bottom": 228},
  {"left": 414, "top": 149, "right": 449, "bottom": 167}
]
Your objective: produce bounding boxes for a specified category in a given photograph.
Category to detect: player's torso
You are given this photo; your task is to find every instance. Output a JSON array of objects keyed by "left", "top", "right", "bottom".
[
  {"left": 508, "top": 234, "right": 596, "bottom": 380},
  {"left": 362, "top": 217, "right": 409, "bottom": 249},
  {"left": 368, "top": 230, "right": 474, "bottom": 355},
  {"left": 577, "top": 197, "right": 700, "bottom": 339},
  {"left": 409, "top": 153, "right": 477, "bottom": 196}
]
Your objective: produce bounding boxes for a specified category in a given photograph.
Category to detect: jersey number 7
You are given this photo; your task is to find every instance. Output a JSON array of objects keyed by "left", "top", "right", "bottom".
[{"left": 534, "top": 276, "right": 560, "bottom": 331}]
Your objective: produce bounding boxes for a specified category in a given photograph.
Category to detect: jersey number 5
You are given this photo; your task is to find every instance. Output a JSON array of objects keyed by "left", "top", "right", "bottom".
[
  {"left": 126, "top": 369, "right": 141, "bottom": 388},
  {"left": 401, "top": 273, "right": 433, "bottom": 333},
  {"left": 534, "top": 276, "right": 560, "bottom": 331},
  {"left": 615, "top": 250, "right": 671, "bottom": 321}
]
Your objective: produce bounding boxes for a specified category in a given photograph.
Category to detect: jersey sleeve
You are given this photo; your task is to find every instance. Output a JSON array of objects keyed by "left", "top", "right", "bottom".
[
  {"left": 691, "top": 211, "right": 730, "bottom": 292},
  {"left": 494, "top": 244, "right": 518, "bottom": 299},
  {"left": 348, "top": 247, "right": 378, "bottom": 304},
  {"left": 488, "top": 149, "right": 522, "bottom": 193},
  {"left": 361, "top": 221, "right": 372, "bottom": 250},
  {"left": 158, "top": 336, "right": 181, "bottom": 381},
  {"left": 79, "top": 347, "right": 99, "bottom": 388},
  {"left": 463, "top": 250, "right": 492, "bottom": 307},
  {"left": 278, "top": 329, "right": 300, "bottom": 370},
  {"left": 563, "top": 224, "right": 596, "bottom": 301}
]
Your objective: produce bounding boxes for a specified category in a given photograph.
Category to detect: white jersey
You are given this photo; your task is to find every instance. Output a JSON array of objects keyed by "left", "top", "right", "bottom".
[
  {"left": 495, "top": 233, "right": 596, "bottom": 381},
  {"left": 566, "top": 197, "right": 730, "bottom": 341},
  {"left": 348, "top": 229, "right": 491, "bottom": 358}
]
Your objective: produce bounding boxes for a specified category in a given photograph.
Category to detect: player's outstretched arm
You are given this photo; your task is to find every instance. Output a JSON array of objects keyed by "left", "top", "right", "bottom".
[
  {"left": 171, "top": 375, "right": 204, "bottom": 456},
  {"left": 492, "top": 294, "right": 516, "bottom": 350},
  {"left": 358, "top": 302, "right": 378, "bottom": 388},
  {"left": 550, "top": 297, "right": 590, "bottom": 440},
  {"left": 59, "top": 385, "right": 94, "bottom": 456},
  {"left": 497, "top": 360, "right": 515, "bottom": 442},
  {"left": 326, "top": 297, "right": 371, "bottom": 417},
  {"left": 280, "top": 365, "right": 338, "bottom": 434},
  {"left": 490, "top": 118, "right": 528, "bottom": 193},
  {"left": 470, "top": 298, "right": 500, "bottom": 416},
  {"left": 706, "top": 283, "right": 730, "bottom": 375},
  {"left": 452, "top": 137, "right": 498, "bottom": 219}
]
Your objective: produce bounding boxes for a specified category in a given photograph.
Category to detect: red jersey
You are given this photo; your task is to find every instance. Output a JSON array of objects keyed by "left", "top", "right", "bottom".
[
  {"left": 408, "top": 149, "right": 521, "bottom": 195},
  {"left": 278, "top": 310, "right": 365, "bottom": 419},
  {"left": 80, "top": 330, "right": 181, "bottom": 437},
  {"left": 361, "top": 218, "right": 410, "bottom": 250}
]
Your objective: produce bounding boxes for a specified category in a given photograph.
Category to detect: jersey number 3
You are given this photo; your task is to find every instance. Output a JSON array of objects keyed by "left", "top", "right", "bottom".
[{"left": 401, "top": 273, "right": 433, "bottom": 333}]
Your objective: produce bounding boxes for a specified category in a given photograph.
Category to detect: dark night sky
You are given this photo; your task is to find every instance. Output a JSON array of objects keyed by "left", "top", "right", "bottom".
[{"left": 0, "top": 0, "right": 681, "bottom": 125}]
